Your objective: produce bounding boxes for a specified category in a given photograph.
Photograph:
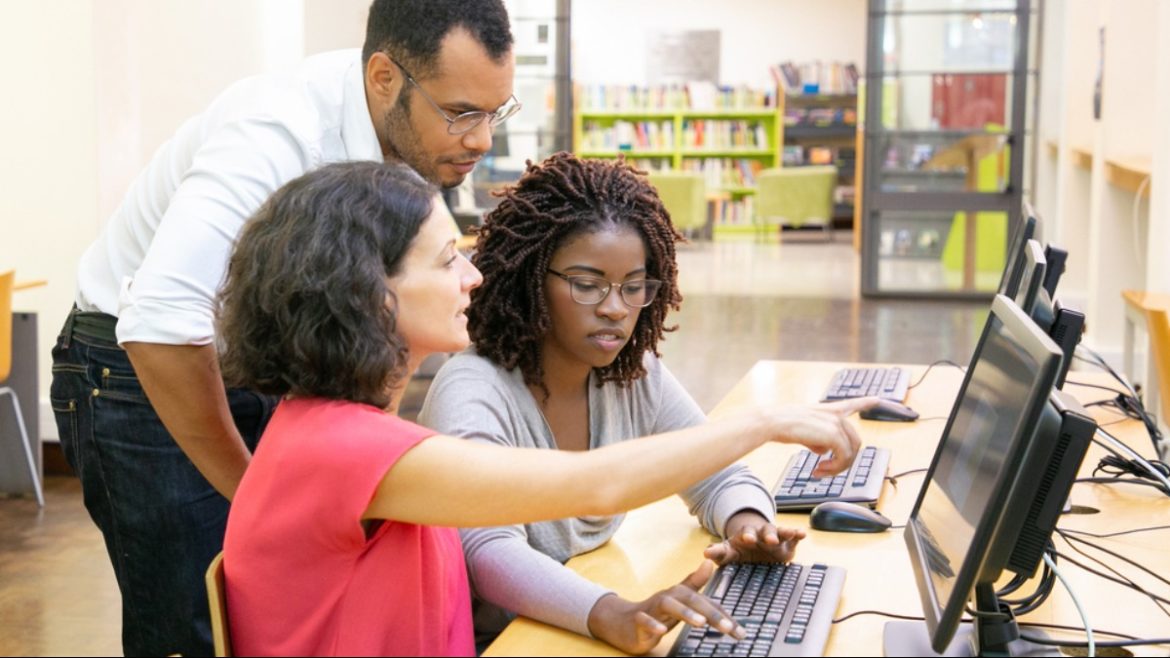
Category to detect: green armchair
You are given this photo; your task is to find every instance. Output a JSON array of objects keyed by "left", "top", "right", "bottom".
[
  {"left": 647, "top": 170, "right": 708, "bottom": 239},
  {"left": 755, "top": 165, "right": 837, "bottom": 241}
]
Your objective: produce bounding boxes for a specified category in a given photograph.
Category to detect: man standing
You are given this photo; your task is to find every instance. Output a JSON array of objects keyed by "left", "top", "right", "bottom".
[{"left": 49, "top": 2, "right": 517, "bottom": 655}]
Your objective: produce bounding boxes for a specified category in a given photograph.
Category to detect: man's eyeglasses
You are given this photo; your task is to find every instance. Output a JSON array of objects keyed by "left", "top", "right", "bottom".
[
  {"left": 389, "top": 56, "right": 521, "bottom": 135},
  {"left": 547, "top": 269, "right": 663, "bottom": 308}
]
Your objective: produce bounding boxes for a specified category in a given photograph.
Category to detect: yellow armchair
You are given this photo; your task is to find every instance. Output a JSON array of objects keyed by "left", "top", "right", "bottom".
[
  {"left": 755, "top": 165, "right": 837, "bottom": 242},
  {"left": 647, "top": 171, "right": 708, "bottom": 239}
]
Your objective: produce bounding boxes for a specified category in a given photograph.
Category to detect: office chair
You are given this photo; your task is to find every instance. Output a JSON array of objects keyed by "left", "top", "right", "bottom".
[
  {"left": 755, "top": 165, "right": 837, "bottom": 242},
  {"left": 647, "top": 171, "right": 708, "bottom": 239},
  {"left": 206, "top": 551, "right": 233, "bottom": 657},
  {"left": 0, "top": 270, "right": 43, "bottom": 507}
]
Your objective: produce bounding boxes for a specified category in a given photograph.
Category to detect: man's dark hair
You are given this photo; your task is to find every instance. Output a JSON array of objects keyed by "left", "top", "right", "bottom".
[
  {"left": 362, "top": 0, "right": 513, "bottom": 77},
  {"left": 469, "top": 152, "right": 684, "bottom": 396},
  {"left": 218, "top": 161, "right": 436, "bottom": 409}
]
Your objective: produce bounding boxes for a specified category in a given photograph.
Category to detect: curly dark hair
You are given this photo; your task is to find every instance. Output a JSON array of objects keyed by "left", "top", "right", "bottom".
[
  {"left": 362, "top": 0, "right": 514, "bottom": 77},
  {"left": 468, "top": 152, "right": 684, "bottom": 393},
  {"left": 217, "top": 161, "right": 436, "bottom": 409}
]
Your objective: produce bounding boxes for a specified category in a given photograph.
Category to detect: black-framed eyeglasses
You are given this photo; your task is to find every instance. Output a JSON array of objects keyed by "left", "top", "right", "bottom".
[
  {"left": 547, "top": 269, "right": 663, "bottom": 308},
  {"left": 389, "top": 56, "right": 521, "bottom": 135}
]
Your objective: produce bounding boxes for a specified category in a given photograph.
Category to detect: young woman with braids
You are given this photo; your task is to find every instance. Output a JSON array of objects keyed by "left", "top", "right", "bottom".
[
  {"left": 418, "top": 152, "right": 875, "bottom": 654},
  {"left": 218, "top": 160, "right": 870, "bottom": 656}
]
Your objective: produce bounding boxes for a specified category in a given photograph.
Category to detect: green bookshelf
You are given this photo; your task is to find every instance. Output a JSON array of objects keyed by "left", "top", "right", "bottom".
[{"left": 574, "top": 105, "right": 782, "bottom": 239}]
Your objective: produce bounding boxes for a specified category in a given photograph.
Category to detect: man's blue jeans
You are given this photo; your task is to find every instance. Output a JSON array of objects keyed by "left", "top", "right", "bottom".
[{"left": 50, "top": 308, "right": 277, "bottom": 657}]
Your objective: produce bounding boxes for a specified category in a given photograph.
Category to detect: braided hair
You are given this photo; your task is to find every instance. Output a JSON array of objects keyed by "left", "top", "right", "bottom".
[{"left": 468, "top": 152, "right": 684, "bottom": 394}]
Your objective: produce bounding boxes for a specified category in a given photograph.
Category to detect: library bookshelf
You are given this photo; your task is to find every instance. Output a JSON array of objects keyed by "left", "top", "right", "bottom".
[
  {"left": 573, "top": 89, "right": 859, "bottom": 241},
  {"left": 574, "top": 104, "right": 781, "bottom": 240}
]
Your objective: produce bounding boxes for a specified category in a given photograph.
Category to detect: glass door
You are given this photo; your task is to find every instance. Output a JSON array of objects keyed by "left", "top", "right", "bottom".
[{"left": 860, "top": 0, "right": 1039, "bottom": 298}]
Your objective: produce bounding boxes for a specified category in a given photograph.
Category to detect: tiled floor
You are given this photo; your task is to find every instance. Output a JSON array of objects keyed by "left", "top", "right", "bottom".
[{"left": 0, "top": 240, "right": 990, "bottom": 656}]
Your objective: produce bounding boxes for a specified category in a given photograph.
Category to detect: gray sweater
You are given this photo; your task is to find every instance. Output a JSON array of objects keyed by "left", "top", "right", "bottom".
[{"left": 417, "top": 349, "right": 776, "bottom": 644}]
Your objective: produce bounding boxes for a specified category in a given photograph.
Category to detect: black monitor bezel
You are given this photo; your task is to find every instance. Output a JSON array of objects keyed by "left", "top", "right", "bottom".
[
  {"left": 1013, "top": 239, "right": 1047, "bottom": 315},
  {"left": 902, "top": 295, "right": 1063, "bottom": 653},
  {"left": 997, "top": 211, "right": 1038, "bottom": 299}
]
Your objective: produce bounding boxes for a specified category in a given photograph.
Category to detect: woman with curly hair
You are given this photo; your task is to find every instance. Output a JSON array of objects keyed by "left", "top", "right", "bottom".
[
  {"left": 219, "top": 160, "right": 869, "bottom": 656},
  {"left": 418, "top": 152, "right": 868, "bottom": 654}
]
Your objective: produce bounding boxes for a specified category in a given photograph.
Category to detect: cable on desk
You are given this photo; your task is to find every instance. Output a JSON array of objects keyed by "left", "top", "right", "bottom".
[
  {"left": 1073, "top": 346, "right": 1164, "bottom": 451},
  {"left": 884, "top": 467, "right": 927, "bottom": 492},
  {"left": 1063, "top": 379, "right": 1131, "bottom": 397},
  {"left": 1050, "top": 548, "right": 1170, "bottom": 619},
  {"left": 1060, "top": 524, "right": 1170, "bottom": 539},
  {"left": 831, "top": 609, "right": 924, "bottom": 624},
  {"left": 906, "top": 359, "right": 966, "bottom": 390},
  {"left": 915, "top": 416, "right": 950, "bottom": 423},
  {"left": 831, "top": 610, "right": 1167, "bottom": 647},
  {"left": 1057, "top": 529, "right": 1170, "bottom": 591},
  {"left": 996, "top": 544, "right": 1055, "bottom": 614},
  {"left": 1017, "top": 633, "right": 1170, "bottom": 649},
  {"left": 1042, "top": 552, "right": 1094, "bottom": 656},
  {"left": 1091, "top": 428, "right": 1170, "bottom": 497}
]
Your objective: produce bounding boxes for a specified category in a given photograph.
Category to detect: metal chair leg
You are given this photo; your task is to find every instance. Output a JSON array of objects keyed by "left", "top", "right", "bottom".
[{"left": 1, "top": 387, "right": 44, "bottom": 507}]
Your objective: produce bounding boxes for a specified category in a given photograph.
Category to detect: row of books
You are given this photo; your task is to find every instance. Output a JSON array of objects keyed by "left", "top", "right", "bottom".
[
  {"left": 782, "top": 145, "right": 856, "bottom": 168},
  {"left": 680, "top": 158, "right": 766, "bottom": 188},
  {"left": 577, "top": 83, "right": 777, "bottom": 111},
  {"left": 709, "top": 195, "right": 754, "bottom": 226},
  {"left": 681, "top": 120, "right": 769, "bottom": 150},
  {"left": 784, "top": 107, "right": 857, "bottom": 127},
  {"left": 770, "top": 61, "right": 860, "bottom": 96},
  {"left": 580, "top": 120, "right": 771, "bottom": 152},
  {"left": 580, "top": 120, "right": 674, "bottom": 151}
]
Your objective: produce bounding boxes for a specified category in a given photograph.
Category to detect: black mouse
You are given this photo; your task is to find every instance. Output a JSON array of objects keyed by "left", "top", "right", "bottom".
[
  {"left": 859, "top": 399, "right": 919, "bottom": 422},
  {"left": 809, "top": 501, "right": 892, "bottom": 533}
]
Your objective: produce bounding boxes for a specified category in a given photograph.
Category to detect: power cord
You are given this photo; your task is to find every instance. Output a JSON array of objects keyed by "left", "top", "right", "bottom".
[
  {"left": 907, "top": 359, "right": 966, "bottom": 390},
  {"left": 1072, "top": 346, "right": 1164, "bottom": 451},
  {"left": 1041, "top": 552, "right": 1094, "bottom": 656},
  {"left": 831, "top": 609, "right": 1170, "bottom": 648},
  {"left": 1089, "top": 429, "right": 1170, "bottom": 497}
]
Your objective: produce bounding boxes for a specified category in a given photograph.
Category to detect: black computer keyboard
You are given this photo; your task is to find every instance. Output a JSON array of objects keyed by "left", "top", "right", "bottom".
[
  {"left": 669, "top": 562, "right": 845, "bottom": 657},
  {"left": 773, "top": 446, "right": 890, "bottom": 512},
  {"left": 821, "top": 366, "right": 910, "bottom": 402}
]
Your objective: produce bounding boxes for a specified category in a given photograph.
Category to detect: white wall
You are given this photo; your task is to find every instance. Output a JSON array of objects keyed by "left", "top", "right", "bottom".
[
  {"left": 0, "top": 0, "right": 364, "bottom": 437},
  {"left": 571, "top": 0, "right": 867, "bottom": 89},
  {"left": 0, "top": 1, "right": 99, "bottom": 423},
  {"left": 1035, "top": 0, "right": 1170, "bottom": 370}
]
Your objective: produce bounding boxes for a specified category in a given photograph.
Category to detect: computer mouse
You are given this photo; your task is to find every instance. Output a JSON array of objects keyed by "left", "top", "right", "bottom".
[
  {"left": 859, "top": 399, "right": 919, "bottom": 422},
  {"left": 809, "top": 501, "right": 892, "bottom": 533}
]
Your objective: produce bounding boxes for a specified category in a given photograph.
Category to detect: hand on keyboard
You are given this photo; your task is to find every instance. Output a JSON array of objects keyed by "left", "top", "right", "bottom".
[
  {"left": 704, "top": 510, "right": 806, "bottom": 565},
  {"left": 587, "top": 560, "right": 746, "bottom": 655}
]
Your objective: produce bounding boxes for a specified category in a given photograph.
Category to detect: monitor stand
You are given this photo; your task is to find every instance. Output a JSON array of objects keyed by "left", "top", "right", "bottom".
[
  {"left": 882, "top": 621, "right": 1059, "bottom": 657},
  {"left": 882, "top": 584, "right": 1061, "bottom": 656}
]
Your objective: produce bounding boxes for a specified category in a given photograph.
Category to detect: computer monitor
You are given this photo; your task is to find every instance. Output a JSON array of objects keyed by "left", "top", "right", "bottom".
[
  {"left": 883, "top": 295, "right": 1097, "bottom": 656},
  {"left": 1028, "top": 289, "right": 1085, "bottom": 390},
  {"left": 996, "top": 211, "right": 1037, "bottom": 299},
  {"left": 1011, "top": 205, "right": 1082, "bottom": 389},
  {"left": 1013, "top": 239, "right": 1047, "bottom": 315},
  {"left": 1041, "top": 245, "right": 1067, "bottom": 299}
]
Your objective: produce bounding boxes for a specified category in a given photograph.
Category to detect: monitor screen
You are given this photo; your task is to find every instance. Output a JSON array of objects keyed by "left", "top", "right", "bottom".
[
  {"left": 1013, "top": 239, "right": 1047, "bottom": 315},
  {"left": 996, "top": 211, "right": 1038, "bottom": 299},
  {"left": 882, "top": 295, "right": 1097, "bottom": 656}
]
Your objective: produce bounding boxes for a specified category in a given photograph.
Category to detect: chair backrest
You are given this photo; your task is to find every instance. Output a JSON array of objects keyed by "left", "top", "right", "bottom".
[
  {"left": 205, "top": 551, "right": 233, "bottom": 657},
  {"left": 755, "top": 165, "right": 836, "bottom": 227},
  {"left": 1146, "top": 306, "right": 1170, "bottom": 427},
  {"left": 646, "top": 171, "right": 707, "bottom": 231},
  {"left": 0, "top": 270, "right": 14, "bottom": 383}
]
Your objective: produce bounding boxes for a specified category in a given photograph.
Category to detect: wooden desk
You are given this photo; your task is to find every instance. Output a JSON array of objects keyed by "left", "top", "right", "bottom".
[{"left": 485, "top": 361, "right": 1170, "bottom": 656}]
